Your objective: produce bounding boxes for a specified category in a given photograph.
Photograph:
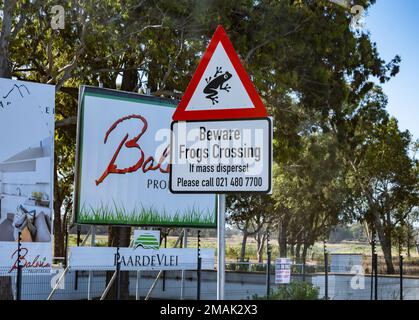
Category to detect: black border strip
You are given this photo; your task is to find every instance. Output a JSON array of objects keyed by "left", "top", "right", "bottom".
[{"left": 169, "top": 117, "right": 273, "bottom": 194}]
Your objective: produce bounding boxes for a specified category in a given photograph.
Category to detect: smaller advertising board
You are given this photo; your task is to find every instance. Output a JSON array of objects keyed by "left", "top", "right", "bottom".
[{"left": 68, "top": 247, "right": 215, "bottom": 271}]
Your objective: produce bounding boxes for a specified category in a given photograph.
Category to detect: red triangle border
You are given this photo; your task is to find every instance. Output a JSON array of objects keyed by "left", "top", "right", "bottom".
[{"left": 172, "top": 25, "right": 268, "bottom": 121}]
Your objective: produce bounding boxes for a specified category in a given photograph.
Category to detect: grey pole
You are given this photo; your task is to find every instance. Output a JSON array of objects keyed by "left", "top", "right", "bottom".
[
  {"left": 374, "top": 253, "right": 378, "bottom": 300},
  {"left": 180, "top": 229, "right": 188, "bottom": 300},
  {"left": 217, "top": 194, "right": 226, "bottom": 300},
  {"left": 324, "top": 239, "right": 328, "bottom": 300},
  {"left": 115, "top": 247, "right": 121, "bottom": 300},
  {"left": 324, "top": 252, "right": 329, "bottom": 300},
  {"left": 87, "top": 226, "right": 96, "bottom": 300},
  {"left": 399, "top": 255, "right": 403, "bottom": 300},
  {"left": 91, "top": 225, "right": 96, "bottom": 245},
  {"left": 16, "top": 231, "right": 22, "bottom": 301},
  {"left": 136, "top": 271, "right": 141, "bottom": 300},
  {"left": 197, "top": 230, "right": 202, "bottom": 300},
  {"left": 370, "top": 226, "right": 375, "bottom": 300},
  {"left": 266, "top": 231, "right": 271, "bottom": 298}
]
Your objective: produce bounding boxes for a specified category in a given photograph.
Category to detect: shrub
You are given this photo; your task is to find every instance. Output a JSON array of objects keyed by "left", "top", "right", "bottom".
[{"left": 253, "top": 281, "right": 319, "bottom": 300}]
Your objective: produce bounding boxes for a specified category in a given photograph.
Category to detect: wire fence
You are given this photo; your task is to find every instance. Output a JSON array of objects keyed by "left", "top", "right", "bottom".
[{"left": 1, "top": 257, "right": 419, "bottom": 300}]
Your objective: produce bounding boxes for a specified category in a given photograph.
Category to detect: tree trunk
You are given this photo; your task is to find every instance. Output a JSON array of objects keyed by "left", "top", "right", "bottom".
[
  {"left": 240, "top": 227, "right": 248, "bottom": 262},
  {"left": 302, "top": 242, "right": 308, "bottom": 281},
  {"left": 295, "top": 236, "right": 302, "bottom": 262},
  {"left": 398, "top": 237, "right": 402, "bottom": 257},
  {"left": 302, "top": 243, "right": 308, "bottom": 262},
  {"left": 380, "top": 236, "right": 395, "bottom": 274},
  {"left": 121, "top": 56, "right": 139, "bottom": 92},
  {"left": 278, "top": 219, "right": 287, "bottom": 257},
  {"left": 53, "top": 158, "right": 65, "bottom": 258},
  {"left": 0, "top": 0, "right": 16, "bottom": 78},
  {"left": 0, "top": 277, "right": 13, "bottom": 300},
  {"left": 406, "top": 230, "right": 412, "bottom": 258},
  {"left": 295, "top": 242, "right": 301, "bottom": 261},
  {"left": 374, "top": 218, "right": 395, "bottom": 274},
  {"left": 256, "top": 232, "right": 265, "bottom": 263},
  {"left": 53, "top": 199, "right": 64, "bottom": 257}
]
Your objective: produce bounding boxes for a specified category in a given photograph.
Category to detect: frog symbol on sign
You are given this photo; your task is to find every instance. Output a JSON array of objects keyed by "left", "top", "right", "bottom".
[{"left": 203, "top": 66, "right": 232, "bottom": 105}]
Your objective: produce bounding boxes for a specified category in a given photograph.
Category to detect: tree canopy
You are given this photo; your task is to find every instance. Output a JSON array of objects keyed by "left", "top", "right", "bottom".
[{"left": 0, "top": 0, "right": 417, "bottom": 275}]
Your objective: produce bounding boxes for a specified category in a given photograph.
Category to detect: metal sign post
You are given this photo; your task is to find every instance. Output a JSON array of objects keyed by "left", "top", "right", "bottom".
[
  {"left": 135, "top": 271, "right": 141, "bottom": 300},
  {"left": 115, "top": 247, "right": 121, "bottom": 300},
  {"left": 266, "top": 232, "right": 271, "bottom": 298},
  {"left": 217, "top": 194, "right": 226, "bottom": 300},
  {"left": 180, "top": 229, "right": 188, "bottom": 300},
  {"left": 16, "top": 231, "right": 22, "bottom": 301},
  {"left": 87, "top": 226, "right": 95, "bottom": 300},
  {"left": 197, "top": 229, "right": 202, "bottom": 300}
]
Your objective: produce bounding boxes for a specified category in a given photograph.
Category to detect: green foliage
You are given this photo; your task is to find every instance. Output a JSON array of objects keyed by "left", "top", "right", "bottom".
[
  {"left": 1, "top": 0, "right": 416, "bottom": 265},
  {"left": 253, "top": 281, "right": 319, "bottom": 300},
  {"left": 337, "top": 88, "right": 419, "bottom": 273},
  {"left": 329, "top": 223, "right": 367, "bottom": 243},
  {"left": 272, "top": 132, "right": 348, "bottom": 255}
]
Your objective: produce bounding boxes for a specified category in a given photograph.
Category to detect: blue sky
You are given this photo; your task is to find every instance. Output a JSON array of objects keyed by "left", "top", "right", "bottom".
[{"left": 365, "top": 0, "right": 419, "bottom": 140}]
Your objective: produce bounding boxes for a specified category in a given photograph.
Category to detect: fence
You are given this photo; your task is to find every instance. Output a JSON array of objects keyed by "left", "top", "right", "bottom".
[{"left": 1, "top": 256, "right": 419, "bottom": 300}]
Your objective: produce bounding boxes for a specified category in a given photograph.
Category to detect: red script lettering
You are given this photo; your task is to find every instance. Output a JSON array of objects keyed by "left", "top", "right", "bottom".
[{"left": 96, "top": 114, "right": 170, "bottom": 186}]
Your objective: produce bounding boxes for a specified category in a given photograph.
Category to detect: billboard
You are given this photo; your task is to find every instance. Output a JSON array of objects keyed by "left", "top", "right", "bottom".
[
  {"left": 74, "top": 86, "right": 216, "bottom": 227},
  {"left": 0, "top": 79, "right": 54, "bottom": 274}
]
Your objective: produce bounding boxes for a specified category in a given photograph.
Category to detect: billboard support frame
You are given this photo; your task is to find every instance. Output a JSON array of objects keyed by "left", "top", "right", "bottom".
[
  {"left": 16, "top": 231, "right": 22, "bottom": 301},
  {"left": 217, "top": 194, "right": 226, "bottom": 300}
]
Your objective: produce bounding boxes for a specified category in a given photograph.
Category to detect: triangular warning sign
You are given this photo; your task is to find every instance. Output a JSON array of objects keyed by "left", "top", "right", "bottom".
[{"left": 172, "top": 25, "right": 268, "bottom": 121}]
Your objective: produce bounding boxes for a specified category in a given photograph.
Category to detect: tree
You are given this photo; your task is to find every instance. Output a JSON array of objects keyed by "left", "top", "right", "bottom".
[
  {"left": 0, "top": 0, "right": 408, "bottom": 294},
  {"left": 227, "top": 194, "right": 275, "bottom": 262},
  {"left": 272, "top": 131, "right": 347, "bottom": 263},
  {"left": 336, "top": 88, "right": 419, "bottom": 273}
]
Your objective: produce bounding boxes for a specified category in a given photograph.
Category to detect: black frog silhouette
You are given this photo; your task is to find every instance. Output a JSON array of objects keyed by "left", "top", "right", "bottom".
[{"left": 203, "top": 67, "right": 232, "bottom": 105}]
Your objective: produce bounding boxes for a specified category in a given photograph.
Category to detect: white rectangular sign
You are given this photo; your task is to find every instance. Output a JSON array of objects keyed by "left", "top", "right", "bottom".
[
  {"left": 170, "top": 118, "right": 272, "bottom": 193},
  {"left": 74, "top": 86, "right": 216, "bottom": 227},
  {"left": 0, "top": 79, "right": 54, "bottom": 274},
  {"left": 68, "top": 246, "right": 215, "bottom": 271},
  {"left": 275, "top": 258, "right": 292, "bottom": 284},
  {"left": 0, "top": 242, "right": 52, "bottom": 275}
]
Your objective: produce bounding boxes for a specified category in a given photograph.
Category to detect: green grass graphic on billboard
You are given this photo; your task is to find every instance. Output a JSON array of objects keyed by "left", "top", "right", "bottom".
[{"left": 77, "top": 202, "right": 215, "bottom": 227}]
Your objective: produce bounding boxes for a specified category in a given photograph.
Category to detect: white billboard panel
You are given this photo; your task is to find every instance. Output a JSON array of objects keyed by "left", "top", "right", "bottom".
[
  {"left": 0, "top": 79, "right": 54, "bottom": 274},
  {"left": 74, "top": 86, "right": 215, "bottom": 227}
]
